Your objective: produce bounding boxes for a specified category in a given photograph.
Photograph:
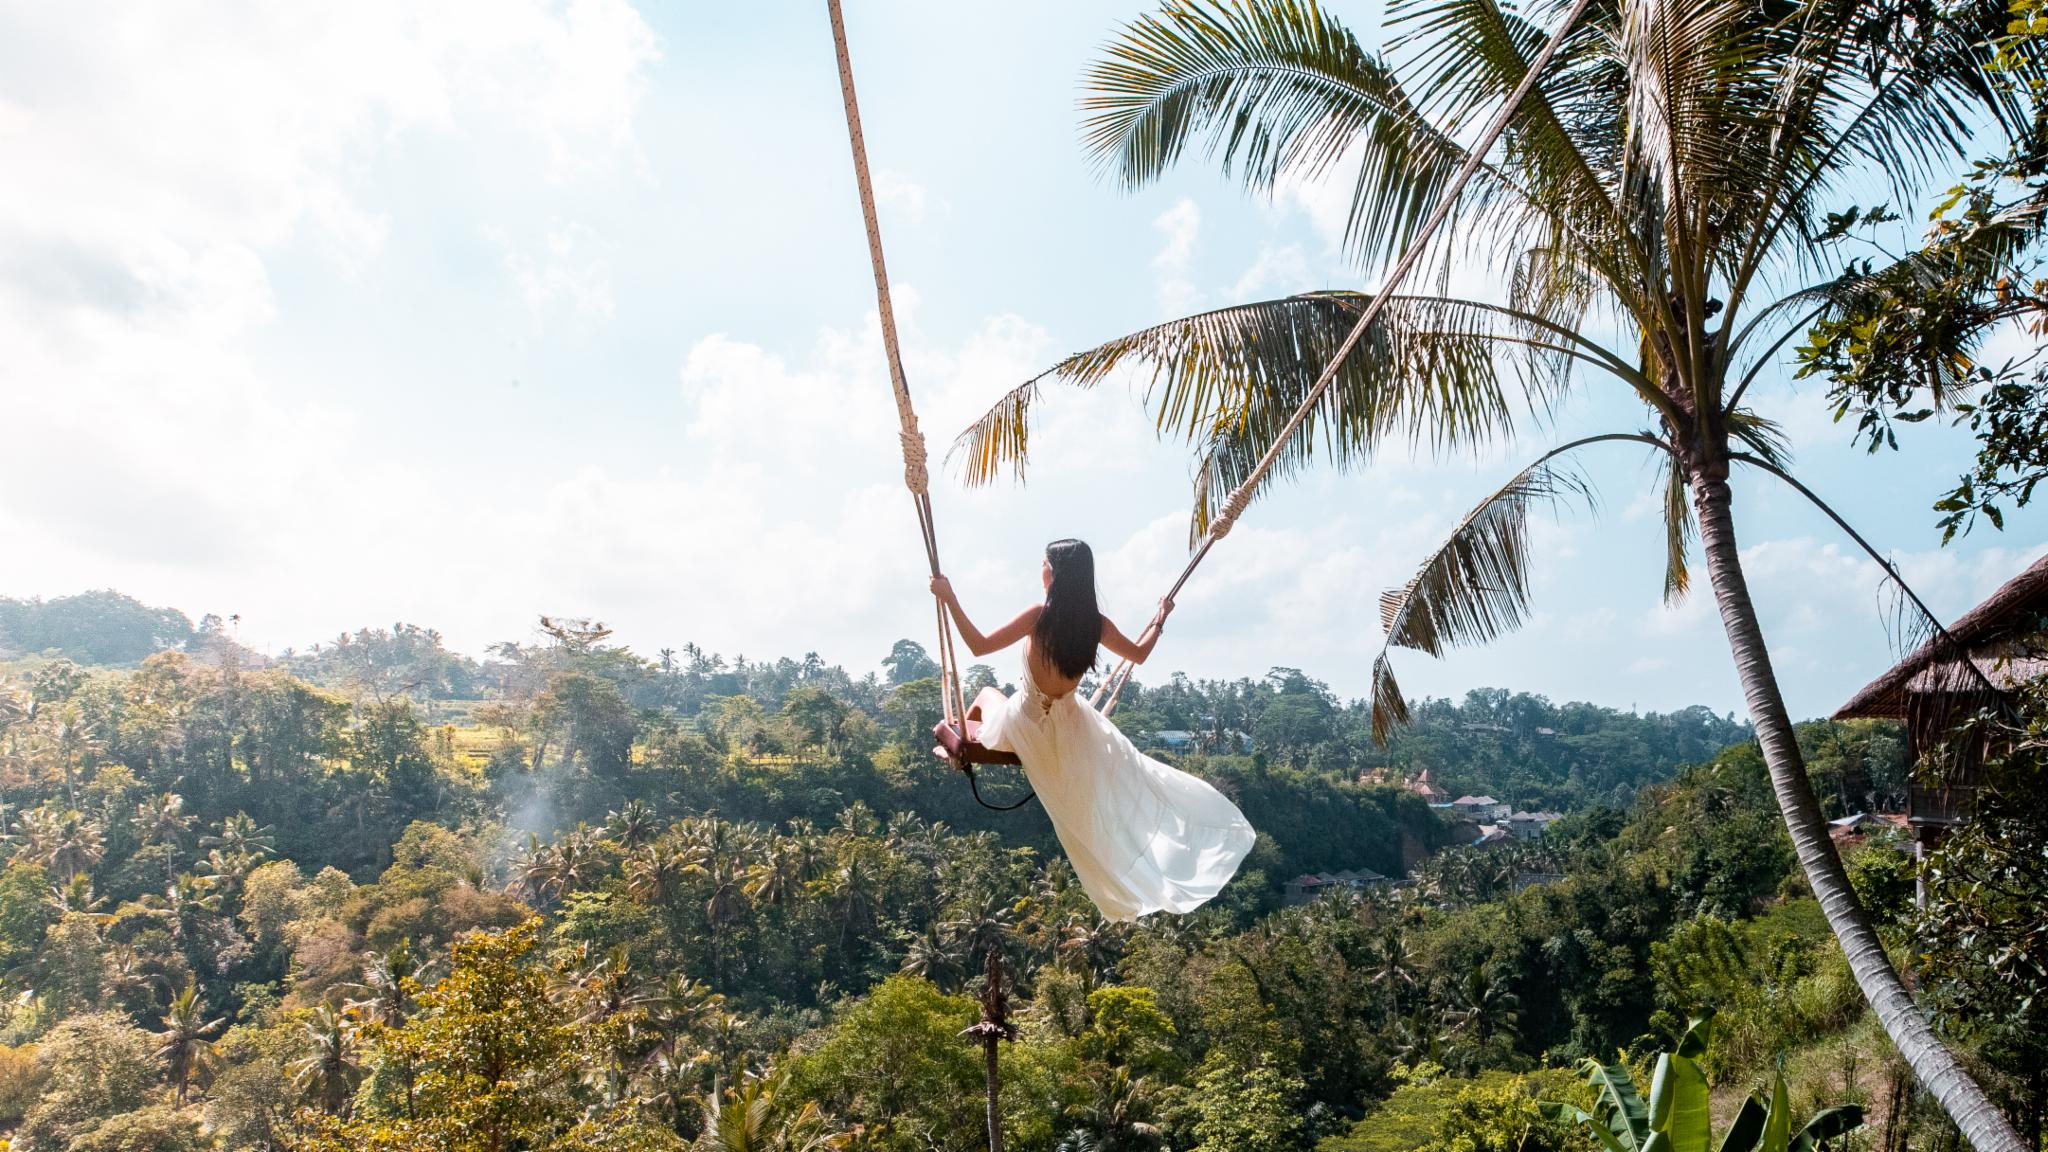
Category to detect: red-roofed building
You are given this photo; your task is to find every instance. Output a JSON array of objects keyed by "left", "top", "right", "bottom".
[{"left": 1405, "top": 767, "right": 1450, "bottom": 804}]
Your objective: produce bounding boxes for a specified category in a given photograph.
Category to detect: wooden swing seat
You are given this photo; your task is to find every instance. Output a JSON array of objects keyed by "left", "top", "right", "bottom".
[{"left": 932, "top": 718, "right": 1023, "bottom": 767}]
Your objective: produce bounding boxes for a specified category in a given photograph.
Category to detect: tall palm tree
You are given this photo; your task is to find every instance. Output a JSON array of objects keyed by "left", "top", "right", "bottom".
[
  {"left": 785, "top": 820, "right": 830, "bottom": 883},
  {"left": 697, "top": 1075, "right": 847, "bottom": 1152},
  {"left": 29, "top": 703, "right": 99, "bottom": 808},
  {"left": 571, "top": 943, "right": 655, "bottom": 1028},
  {"left": 553, "top": 824, "right": 606, "bottom": 894},
  {"left": 290, "top": 1004, "right": 363, "bottom": 1114},
  {"left": 513, "top": 833, "right": 563, "bottom": 906},
  {"left": 681, "top": 818, "right": 756, "bottom": 984},
  {"left": 158, "top": 982, "right": 226, "bottom": 1102},
  {"left": 13, "top": 806, "right": 105, "bottom": 884},
  {"left": 1369, "top": 928, "right": 1419, "bottom": 1015},
  {"left": 605, "top": 800, "right": 660, "bottom": 852},
  {"left": 943, "top": 894, "right": 1023, "bottom": 973},
  {"left": 1436, "top": 964, "right": 1521, "bottom": 1049},
  {"left": 830, "top": 853, "right": 880, "bottom": 948},
  {"left": 1058, "top": 912, "right": 1130, "bottom": 988},
  {"left": 953, "top": 0, "right": 2031, "bottom": 1144},
  {"left": 569, "top": 943, "right": 656, "bottom": 1104},
  {"left": 350, "top": 938, "right": 425, "bottom": 1028},
  {"left": 901, "top": 921, "right": 969, "bottom": 991},
  {"left": 135, "top": 792, "right": 195, "bottom": 886},
  {"left": 745, "top": 838, "right": 808, "bottom": 907},
  {"left": 649, "top": 972, "right": 725, "bottom": 1048},
  {"left": 1065, "top": 1065, "right": 1165, "bottom": 1152},
  {"left": 627, "top": 836, "right": 689, "bottom": 910},
  {"left": 202, "top": 811, "right": 274, "bottom": 860}
]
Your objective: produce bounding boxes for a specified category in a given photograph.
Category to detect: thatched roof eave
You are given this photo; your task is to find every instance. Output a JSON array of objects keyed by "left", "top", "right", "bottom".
[{"left": 1834, "top": 554, "right": 2048, "bottom": 720}]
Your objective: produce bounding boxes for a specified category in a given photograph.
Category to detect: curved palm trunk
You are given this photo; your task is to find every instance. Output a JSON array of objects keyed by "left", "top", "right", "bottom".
[{"left": 1692, "top": 474, "right": 2023, "bottom": 1152}]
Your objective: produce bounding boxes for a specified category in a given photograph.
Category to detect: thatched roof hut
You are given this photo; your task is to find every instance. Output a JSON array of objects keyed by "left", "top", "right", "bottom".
[
  {"left": 1834, "top": 552, "right": 2048, "bottom": 850},
  {"left": 1835, "top": 553, "right": 2048, "bottom": 722}
]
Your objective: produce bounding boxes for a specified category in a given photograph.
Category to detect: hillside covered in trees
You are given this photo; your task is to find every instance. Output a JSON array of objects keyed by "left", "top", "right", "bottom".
[{"left": 0, "top": 589, "right": 1979, "bottom": 1152}]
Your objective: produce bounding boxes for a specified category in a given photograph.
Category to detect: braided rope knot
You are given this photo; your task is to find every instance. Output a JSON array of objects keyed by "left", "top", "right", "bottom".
[
  {"left": 1207, "top": 484, "right": 1254, "bottom": 541},
  {"left": 899, "top": 426, "right": 929, "bottom": 495}
]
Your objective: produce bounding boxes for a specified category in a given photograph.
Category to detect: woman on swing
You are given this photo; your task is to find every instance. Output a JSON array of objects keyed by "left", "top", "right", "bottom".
[{"left": 930, "top": 539, "right": 1255, "bottom": 921}]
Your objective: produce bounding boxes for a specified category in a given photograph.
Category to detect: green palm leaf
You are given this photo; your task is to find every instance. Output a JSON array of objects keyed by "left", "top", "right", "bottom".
[
  {"left": 1370, "top": 446, "right": 1594, "bottom": 740},
  {"left": 1392, "top": 0, "right": 1644, "bottom": 290},
  {"left": 1373, "top": 457, "right": 1585, "bottom": 657},
  {"left": 1084, "top": 0, "right": 1533, "bottom": 270},
  {"left": 1371, "top": 433, "right": 1664, "bottom": 739},
  {"left": 950, "top": 292, "right": 1610, "bottom": 523}
]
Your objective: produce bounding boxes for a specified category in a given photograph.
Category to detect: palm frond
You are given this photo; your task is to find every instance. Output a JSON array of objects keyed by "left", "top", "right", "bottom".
[
  {"left": 1508, "top": 244, "right": 1600, "bottom": 378},
  {"left": 953, "top": 375, "right": 1043, "bottom": 487},
  {"left": 950, "top": 293, "right": 1581, "bottom": 516},
  {"left": 1377, "top": 460, "right": 1590, "bottom": 659},
  {"left": 1372, "top": 456, "right": 1590, "bottom": 742},
  {"left": 1371, "top": 432, "right": 1665, "bottom": 741},
  {"left": 1391, "top": 0, "right": 1642, "bottom": 290},
  {"left": 1613, "top": 0, "right": 1769, "bottom": 310},
  {"left": 1172, "top": 294, "right": 1575, "bottom": 535},
  {"left": 952, "top": 294, "right": 1389, "bottom": 488},
  {"left": 1083, "top": 0, "right": 1533, "bottom": 269},
  {"left": 1722, "top": 0, "right": 2023, "bottom": 297},
  {"left": 1725, "top": 407, "right": 1789, "bottom": 469},
  {"left": 1660, "top": 449, "right": 1693, "bottom": 603}
]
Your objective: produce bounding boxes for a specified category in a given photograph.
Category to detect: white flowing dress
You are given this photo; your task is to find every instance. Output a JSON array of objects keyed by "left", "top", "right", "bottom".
[{"left": 976, "top": 659, "right": 1256, "bottom": 921}]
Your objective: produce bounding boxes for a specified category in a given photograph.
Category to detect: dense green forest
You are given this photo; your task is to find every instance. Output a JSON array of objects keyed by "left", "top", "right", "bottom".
[{"left": 0, "top": 589, "right": 2013, "bottom": 1152}]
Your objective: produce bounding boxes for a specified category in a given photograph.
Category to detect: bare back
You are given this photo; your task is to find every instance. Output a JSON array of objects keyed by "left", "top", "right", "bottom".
[
  {"left": 1023, "top": 634, "right": 1086, "bottom": 700},
  {"left": 1025, "top": 611, "right": 1153, "bottom": 700}
]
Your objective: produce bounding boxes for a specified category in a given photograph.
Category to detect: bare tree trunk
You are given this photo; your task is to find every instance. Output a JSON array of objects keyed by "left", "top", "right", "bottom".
[
  {"left": 1692, "top": 474, "right": 2023, "bottom": 1152},
  {"left": 964, "top": 948, "right": 1011, "bottom": 1152}
]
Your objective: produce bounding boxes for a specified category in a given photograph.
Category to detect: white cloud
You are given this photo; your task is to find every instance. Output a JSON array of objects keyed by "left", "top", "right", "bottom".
[
  {"left": 507, "top": 308, "right": 1190, "bottom": 667},
  {"left": 1275, "top": 147, "right": 1359, "bottom": 256},
  {"left": 0, "top": 0, "right": 659, "bottom": 625},
  {"left": 496, "top": 220, "right": 616, "bottom": 326},
  {"left": 1621, "top": 533, "right": 2048, "bottom": 713},
  {"left": 1152, "top": 198, "right": 1201, "bottom": 316},
  {"left": 1230, "top": 243, "right": 1312, "bottom": 299},
  {"left": 874, "top": 170, "right": 931, "bottom": 226}
]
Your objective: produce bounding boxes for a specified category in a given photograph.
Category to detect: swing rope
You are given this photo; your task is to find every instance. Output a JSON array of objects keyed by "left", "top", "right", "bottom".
[
  {"left": 828, "top": 0, "right": 1594, "bottom": 744},
  {"left": 826, "top": 0, "right": 959, "bottom": 722},
  {"left": 1089, "top": 0, "right": 1596, "bottom": 716},
  {"left": 830, "top": 0, "right": 1034, "bottom": 810}
]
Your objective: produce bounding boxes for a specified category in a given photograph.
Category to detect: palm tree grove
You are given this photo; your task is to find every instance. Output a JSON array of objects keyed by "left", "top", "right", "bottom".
[{"left": 2, "top": 1, "right": 2047, "bottom": 1151}]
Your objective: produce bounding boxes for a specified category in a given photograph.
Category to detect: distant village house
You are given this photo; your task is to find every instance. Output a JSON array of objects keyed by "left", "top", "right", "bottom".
[
  {"left": 1283, "top": 867, "right": 1394, "bottom": 905},
  {"left": 1450, "top": 794, "right": 1511, "bottom": 821}
]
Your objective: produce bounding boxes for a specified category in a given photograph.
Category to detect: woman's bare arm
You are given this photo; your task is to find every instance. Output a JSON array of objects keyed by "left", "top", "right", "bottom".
[
  {"left": 1101, "top": 597, "right": 1175, "bottom": 665},
  {"left": 930, "top": 577, "right": 1041, "bottom": 658}
]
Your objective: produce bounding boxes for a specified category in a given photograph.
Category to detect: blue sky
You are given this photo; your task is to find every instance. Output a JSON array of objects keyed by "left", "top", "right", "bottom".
[{"left": 1, "top": 0, "right": 2041, "bottom": 721}]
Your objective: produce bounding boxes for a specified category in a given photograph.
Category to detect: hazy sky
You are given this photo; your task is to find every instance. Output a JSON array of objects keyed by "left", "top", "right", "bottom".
[{"left": 2, "top": 0, "right": 2041, "bottom": 721}]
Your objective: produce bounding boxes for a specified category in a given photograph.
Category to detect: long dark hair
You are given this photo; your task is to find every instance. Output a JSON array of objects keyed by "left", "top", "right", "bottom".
[{"left": 1035, "top": 539, "right": 1101, "bottom": 680}]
